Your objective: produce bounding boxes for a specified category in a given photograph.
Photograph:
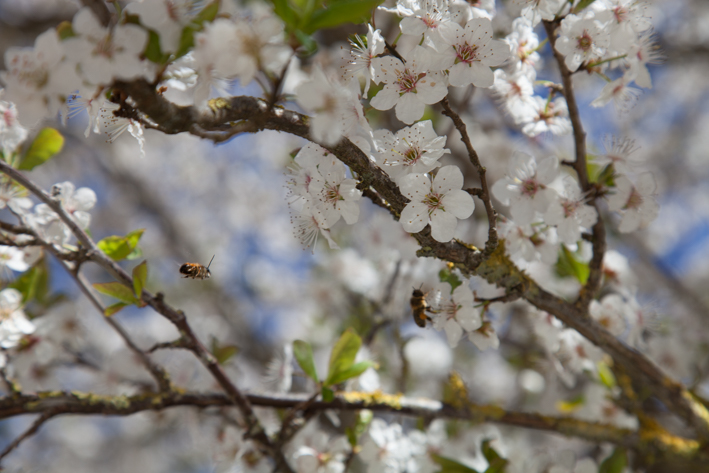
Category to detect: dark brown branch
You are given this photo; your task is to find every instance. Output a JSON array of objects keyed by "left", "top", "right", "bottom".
[
  {"left": 0, "top": 162, "right": 291, "bottom": 471},
  {"left": 0, "top": 411, "right": 56, "bottom": 462},
  {"left": 0, "top": 389, "right": 702, "bottom": 464},
  {"left": 107, "top": 79, "right": 709, "bottom": 439},
  {"left": 440, "top": 98, "right": 499, "bottom": 255},
  {"left": 542, "top": 20, "right": 606, "bottom": 308}
]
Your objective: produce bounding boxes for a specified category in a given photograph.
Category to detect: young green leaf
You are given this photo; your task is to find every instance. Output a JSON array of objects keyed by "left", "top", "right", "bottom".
[
  {"left": 304, "top": 0, "right": 383, "bottom": 34},
  {"left": 321, "top": 386, "right": 335, "bottom": 402},
  {"left": 431, "top": 453, "right": 480, "bottom": 473},
  {"left": 555, "top": 244, "right": 590, "bottom": 284},
  {"left": 104, "top": 302, "right": 129, "bottom": 317},
  {"left": 326, "top": 360, "right": 375, "bottom": 386},
  {"left": 210, "top": 336, "right": 240, "bottom": 365},
  {"left": 325, "top": 328, "right": 361, "bottom": 386},
  {"left": 93, "top": 282, "right": 139, "bottom": 304},
  {"left": 573, "top": 0, "right": 598, "bottom": 14},
  {"left": 481, "top": 439, "right": 509, "bottom": 473},
  {"left": 9, "top": 261, "right": 48, "bottom": 304},
  {"left": 143, "top": 29, "right": 167, "bottom": 64},
  {"left": 97, "top": 229, "right": 145, "bottom": 261},
  {"left": 19, "top": 128, "right": 64, "bottom": 171},
  {"left": 439, "top": 267, "right": 462, "bottom": 292},
  {"left": 599, "top": 448, "right": 627, "bottom": 473},
  {"left": 597, "top": 360, "right": 617, "bottom": 389},
  {"left": 293, "top": 340, "right": 319, "bottom": 382},
  {"left": 132, "top": 260, "right": 148, "bottom": 298}
]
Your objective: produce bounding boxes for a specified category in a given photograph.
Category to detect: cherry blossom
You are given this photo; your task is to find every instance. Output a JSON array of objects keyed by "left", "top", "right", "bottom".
[
  {"left": 345, "top": 25, "right": 385, "bottom": 98},
  {"left": 492, "top": 152, "right": 559, "bottom": 226},
  {"left": 28, "top": 182, "right": 97, "bottom": 246},
  {"left": 64, "top": 8, "right": 149, "bottom": 85},
  {"left": 429, "top": 282, "right": 482, "bottom": 347},
  {"left": 0, "top": 29, "right": 79, "bottom": 126},
  {"left": 399, "top": 165, "right": 475, "bottom": 242},
  {"left": 436, "top": 18, "right": 510, "bottom": 88},
  {"left": 125, "top": 0, "right": 197, "bottom": 54},
  {"left": 469, "top": 321, "right": 500, "bottom": 351},
  {"left": 590, "top": 72, "right": 642, "bottom": 112},
  {"left": 373, "top": 120, "right": 449, "bottom": 182},
  {"left": 0, "top": 288, "right": 34, "bottom": 349},
  {"left": 606, "top": 173, "right": 659, "bottom": 233},
  {"left": 544, "top": 177, "right": 598, "bottom": 245},
  {"left": 589, "top": 294, "right": 628, "bottom": 336},
  {"left": 370, "top": 47, "right": 448, "bottom": 125},
  {"left": 555, "top": 12, "right": 610, "bottom": 72},
  {"left": 296, "top": 68, "right": 351, "bottom": 146},
  {"left": 0, "top": 96, "right": 27, "bottom": 154},
  {"left": 594, "top": 135, "right": 641, "bottom": 175},
  {"left": 519, "top": 95, "right": 572, "bottom": 137},
  {"left": 503, "top": 17, "right": 542, "bottom": 78},
  {"left": 518, "top": 0, "right": 567, "bottom": 26}
]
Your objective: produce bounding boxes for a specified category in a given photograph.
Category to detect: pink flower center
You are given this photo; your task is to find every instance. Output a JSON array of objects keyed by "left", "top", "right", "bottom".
[
  {"left": 576, "top": 30, "right": 593, "bottom": 52},
  {"left": 324, "top": 183, "right": 342, "bottom": 205},
  {"left": 403, "top": 146, "right": 422, "bottom": 166},
  {"left": 613, "top": 6, "right": 629, "bottom": 24},
  {"left": 396, "top": 69, "right": 425, "bottom": 94},
  {"left": 562, "top": 199, "right": 580, "bottom": 218},
  {"left": 422, "top": 191, "right": 444, "bottom": 215},
  {"left": 94, "top": 34, "right": 116, "bottom": 59},
  {"left": 454, "top": 42, "right": 480, "bottom": 65},
  {"left": 520, "top": 178, "right": 541, "bottom": 197}
]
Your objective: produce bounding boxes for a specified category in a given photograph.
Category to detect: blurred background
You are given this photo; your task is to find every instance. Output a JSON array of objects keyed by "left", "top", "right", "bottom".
[{"left": 1, "top": 0, "right": 709, "bottom": 471}]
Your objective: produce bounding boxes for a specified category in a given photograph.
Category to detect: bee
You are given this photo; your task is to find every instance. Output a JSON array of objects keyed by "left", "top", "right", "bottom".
[
  {"left": 180, "top": 255, "right": 215, "bottom": 280},
  {"left": 410, "top": 286, "right": 432, "bottom": 328}
]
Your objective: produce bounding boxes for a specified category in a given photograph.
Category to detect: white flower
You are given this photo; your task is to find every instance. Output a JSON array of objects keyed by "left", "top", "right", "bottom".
[
  {"left": 518, "top": 0, "right": 567, "bottom": 26},
  {"left": 1, "top": 29, "right": 79, "bottom": 126},
  {"left": 555, "top": 12, "right": 610, "bottom": 72},
  {"left": 520, "top": 96, "right": 572, "bottom": 137},
  {"left": 399, "top": 165, "right": 475, "bottom": 242},
  {"left": 94, "top": 101, "right": 146, "bottom": 156},
  {"left": 0, "top": 288, "right": 34, "bottom": 349},
  {"left": 0, "top": 246, "right": 30, "bottom": 274},
  {"left": 590, "top": 72, "right": 641, "bottom": 112},
  {"left": 293, "top": 432, "right": 350, "bottom": 473},
  {"left": 491, "top": 69, "right": 535, "bottom": 120},
  {"left": 594, "top": 135, "right": 641, "bottom": 175},
  {"left": 499, "top": 218, "right": 559, "bottom": 264},
  {"left": 430, "top": 282, "right": 482, "bottom": 348},
  {"left": 307, "top": 154, "right": 362, "bottom": 228},
  {"left": 589, "top": 294, "right": 628, "bottom": 336},
  {"left": 30, "top": 181, "right": 96, "bottom": 246},
  {"left": 296, "top": 68, "right": 351, "bottom": 146},
  {"left": 469, "top": 321, "right": 499, "bottom": 350},
  {"left": 346, "top": 25, "right": 386, "bottom": 98},
  {"left": 503, "top": 17, "right": 541, "bottom": 78},
  {"left": 125, "top": 0, "right": 197, "bottom": 54},
  {"left": 370, "top": 47, "right": 448, "bottom": 125},
  {"left": 0, "top": 97, "right": 28, "bottom": 154},
  {"left": 544, "top": 176, "right": 598, "bottom": 245},
  {"left": 359, "top": 418, "right": 424, "bottom": 473},
  {"left": 436, "top": 18, "right": 510, "bottom": 88},
  {"left": 492, "top": 152, "right": 559, "bottom": 226},
  {"left": 374, "top": 120, "right": 449, "bottom": 182},
  {"left": 64, "top": 7, "right": 149, "bottom": 85},
  {"left": 606, "top": 173, "right": 658, "bottom": 233},
  {"left": 263, "top": 343, "right": 294, "bottom": 393},
  {"left": 290, "top": 200, "right": 340, "bottom": 252},
  {"left": 626, "top": 31, "right": 663, "bottom": 89}
]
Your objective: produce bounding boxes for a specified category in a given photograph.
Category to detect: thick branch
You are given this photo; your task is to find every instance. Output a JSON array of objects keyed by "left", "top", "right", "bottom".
[
  {"left": 0, "top": 389, "right": 702, "bottom": 464},
  {"left": 108, "top": 80, "right": 709, "bottom": 439}
]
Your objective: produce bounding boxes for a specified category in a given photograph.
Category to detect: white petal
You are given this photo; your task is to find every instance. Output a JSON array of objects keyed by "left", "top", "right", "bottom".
[
  {"left": 433, "top": 165, "right": 463, "bottom": 193},
  {"left": 457, "top": 307, "right": 481, "bottom": 332},
  {"left": 442, "top": 190, "right": 474, "bottom": 219},
  {"left": 444, "top": 319, "right": 463, "bottom": 347},
  {"left": 430, "top": 209, "right": 458, "bottom": 242},
  {"left": 400, "top": 202, "right": 428, "bottom": 233},
  {"left": 395, "top": 93, "right": 425, "bottom": 124}
]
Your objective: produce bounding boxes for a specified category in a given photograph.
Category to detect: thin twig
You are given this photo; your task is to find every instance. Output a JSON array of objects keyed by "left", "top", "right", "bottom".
[
  {"left": 440, "top": 98, "right": 499, "bottom": 255},
  {"left": 0, "top": 411, "right": 56, "bottom": 462},
  {"left": 542, "top": 20, "right": 606, "bottom": 308}
]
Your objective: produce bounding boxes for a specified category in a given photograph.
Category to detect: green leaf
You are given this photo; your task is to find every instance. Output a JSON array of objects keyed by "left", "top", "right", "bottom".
[
  {"left": 304, "top": 0, "right": 383, "bottom": 34},
  {"left": 97, "top": 229, "right": 145, "bottom": 261},
  {"left": 174, "top": 1, "right": 220, "bottom": 59},
  {"left": 19, "top": 128, "right": 64, "bottom": 171},
  {"left": 56, "top": 21, "right": 75, "bottom": 40},
  {"left": 439, "top": 267, "right": 462, "bottom": 292},
  {"left": 556, "top": 394, "right": 585, "bottom": 413},
  {"left": 326, "top": 360, "right": 375, "bottom": 386},
  {"left": 9, "top": 261, "right": 48, "bottom": 304},
  {"left": 481, "top": 440, "right": 509, "bottom": 473},
  {"left": 431, "top": 453, "right": 480, "bottom": 473},
  {"left": 321, "top": 386, "right": 335, "bottom": 402},
  {"left": 144, "top": 29, "right": 166, "bottom": 63},
  {"left": 294, "top": 30, "right": 319, "bottom": 57},
  {"left": 104, "top": 302, "right": 128, "bottom": 317},
  {"left": 599, "top": 447, "right": 627, "bottom": 473},
  {"left": 325, "top": 328, "right": 361, "bottom": 387},
  {"left": 269, "top": 0, "right": 299, "bottom": 30},
  {"left": 293, "top": 340, "right": 319, "bottom": 382},
  {"left": 132, "top": 260, "right": 148, "bottom": 298},
  {"left": 555, "top": 244, "right": 590, "bottom": 284},
  {"left": 346, "top": 410, "right": 373, "bottom": 447},
  {"left": 597, "top": 360, "right": 617, "bottom": 389},
  {"left": 193, "top": 0, "right": 220, "bottom": 25},
  {"left": 93, "top": 282, "right": 139, "bottom": 304},
  {"left": 573, "top": 0, "right": 598, "bottom": 14},
  {"left": 210, "top": 337, "right": 240, "bottom": 365}
]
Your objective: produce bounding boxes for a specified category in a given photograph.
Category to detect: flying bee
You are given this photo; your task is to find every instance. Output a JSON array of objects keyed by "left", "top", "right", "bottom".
[
  {"left": 410, "top": 286, "right": 433, "bottom": 328},
  {"left": 180, "top": 255, "right": 214, "bottom": 280}
]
